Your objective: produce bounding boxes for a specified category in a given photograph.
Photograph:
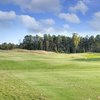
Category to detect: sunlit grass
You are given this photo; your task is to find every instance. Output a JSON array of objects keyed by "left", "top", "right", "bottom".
[{"left": 0, "top": 50, "right": 100, "bottom": 100}]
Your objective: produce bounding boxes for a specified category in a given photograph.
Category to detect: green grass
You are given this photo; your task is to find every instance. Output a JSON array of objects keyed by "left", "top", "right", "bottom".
[{"left": 0, "top": 50, "right": 100, "bottom": 100}]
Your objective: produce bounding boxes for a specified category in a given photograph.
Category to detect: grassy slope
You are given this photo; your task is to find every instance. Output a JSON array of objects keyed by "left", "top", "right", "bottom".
[{"left": 0, "top": 50, "right": 100, "bottom": 100}]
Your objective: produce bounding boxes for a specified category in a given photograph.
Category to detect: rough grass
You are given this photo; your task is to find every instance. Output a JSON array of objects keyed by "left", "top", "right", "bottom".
[{"left": 0, "top": 50, "right": 100, "bottom": 100}]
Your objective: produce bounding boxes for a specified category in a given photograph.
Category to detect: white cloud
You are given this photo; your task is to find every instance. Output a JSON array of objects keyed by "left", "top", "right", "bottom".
[
  {"left": 59, "top": 13, "right": 80, "bottom": 23},
  {"left": 0, "top": 0, "right": 61, "bottom": 13},
  {"left": 19, "top": 15, "right": 41, "bottom": 32},
  {"left": 0, "top": 11, "right": 16, "bottom": 20},
  {"left": 69, "top": 1, "right": 88, "bottom": 15},
  {"left": 19, "top": 16, "right": 56, "bottom": 33},
  {"left": 63, "top": 24, "right": 70, "bottom": 30},
  {"left": 89, "top": 11, "right": 100, "bottom": 31},
  {"left": 30, "top": 0, "right": 61, "bottom": 13},
  {"left": 31, "top": 27, "right": 71, "bottom": 37},
  {"left": 41, "top": 18, "right": 55, "bottom": 26},
  {"left": 0, "top": 11, "right": 16, "bottom": 28},
  {"left": 44, "top": 27, "right": 56, "bottom": 34},
  {"left": 42, "top": 27, "right": 69, "bottom": 36},
  {"left": 0, "top": 10, "right": 70, "bottom": 35}
]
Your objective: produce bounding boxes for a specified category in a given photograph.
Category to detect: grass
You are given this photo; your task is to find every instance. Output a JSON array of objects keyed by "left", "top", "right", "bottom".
[{"left": 0, "top": 50, "right": 100, "bottom": 100}]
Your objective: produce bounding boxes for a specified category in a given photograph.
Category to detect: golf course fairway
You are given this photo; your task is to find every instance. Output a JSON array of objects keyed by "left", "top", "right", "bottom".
[{"left": 0, "top": 50, "right": 100, "bottom": 100}]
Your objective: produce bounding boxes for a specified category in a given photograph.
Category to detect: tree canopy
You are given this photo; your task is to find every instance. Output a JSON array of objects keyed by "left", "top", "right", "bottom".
[
  {"left": 0, "top": 34, "right": 100, "bottom": 53},
  {"left": 19, "top": 34, "right": 100, "bottom": 53}
]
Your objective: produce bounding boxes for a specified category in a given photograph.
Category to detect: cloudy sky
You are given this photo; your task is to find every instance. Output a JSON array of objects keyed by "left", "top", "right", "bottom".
[{"left": 0, "top": 0, "right": 100, "bottom": 43}]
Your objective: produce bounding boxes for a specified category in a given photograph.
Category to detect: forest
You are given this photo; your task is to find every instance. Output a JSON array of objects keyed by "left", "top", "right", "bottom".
[{"left": 0, "top": 33, "right": 100, "bottom": 53}]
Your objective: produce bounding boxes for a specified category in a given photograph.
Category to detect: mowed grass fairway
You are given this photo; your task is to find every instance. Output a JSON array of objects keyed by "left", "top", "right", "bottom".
[{"left": 0, "top": 50, "right": 100, "bottom": 100}]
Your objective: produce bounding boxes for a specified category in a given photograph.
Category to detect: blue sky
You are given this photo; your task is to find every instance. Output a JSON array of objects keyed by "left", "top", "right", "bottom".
[{"left": 0, "top": 0, "right": 100, "bottom": 43}]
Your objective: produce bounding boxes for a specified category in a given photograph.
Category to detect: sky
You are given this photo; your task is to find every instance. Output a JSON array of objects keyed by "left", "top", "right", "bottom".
[{"left": 0, "top": 0, "right": 100, "bottom": 44}]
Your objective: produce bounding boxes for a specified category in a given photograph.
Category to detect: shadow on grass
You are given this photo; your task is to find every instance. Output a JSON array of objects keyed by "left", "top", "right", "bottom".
[{"left": 73, "top": 58, "right": 100, "bottom": 62}]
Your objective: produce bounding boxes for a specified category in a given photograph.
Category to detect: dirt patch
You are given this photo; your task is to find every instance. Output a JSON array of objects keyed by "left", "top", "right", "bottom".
[{"left": 13, "top": 49, "right": 55, "bottom": 54}]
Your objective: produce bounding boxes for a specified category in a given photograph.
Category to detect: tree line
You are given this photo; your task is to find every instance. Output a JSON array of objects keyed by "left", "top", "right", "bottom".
[
  {"left": 0, "top": 43, "right": 17, "bottom": 50},
  {"left": 0, "top": 33, "right": 100, "bottom": 53},
  {"left": 20, "top": 33, "right": 100, "bottom": 53}
]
